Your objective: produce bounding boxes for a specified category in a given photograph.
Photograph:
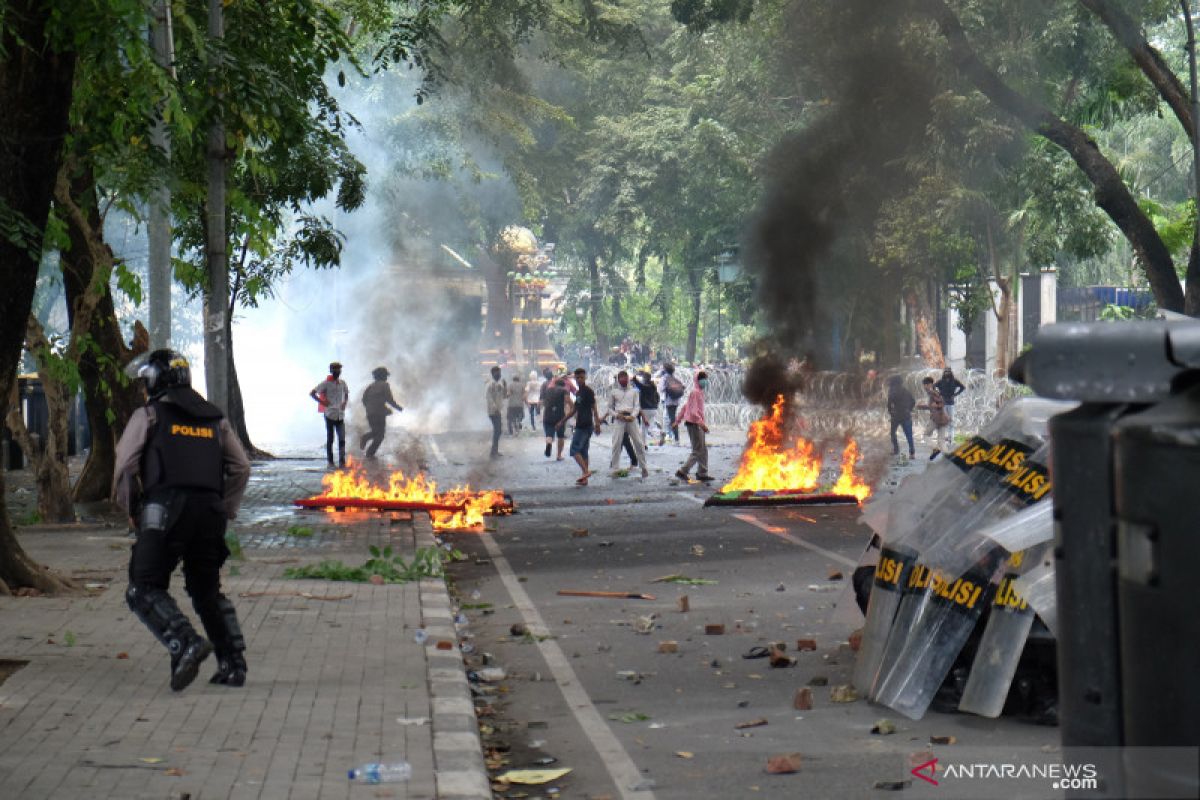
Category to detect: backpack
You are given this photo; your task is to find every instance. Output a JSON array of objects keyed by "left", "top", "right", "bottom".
[
  {"left": 640, "top": 381, "right": 660, "bottom": 408},
  {"left": 664, "top": 375, "right": 685, "bottom": 400}
]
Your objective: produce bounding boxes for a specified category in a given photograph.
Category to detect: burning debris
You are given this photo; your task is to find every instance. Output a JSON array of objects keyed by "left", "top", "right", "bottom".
[
  {"left": 294, "top": 460, "right": 512, "bottom": 531},
  {"left": 706, "top": 394, "right": 872, "bottom": 507}
]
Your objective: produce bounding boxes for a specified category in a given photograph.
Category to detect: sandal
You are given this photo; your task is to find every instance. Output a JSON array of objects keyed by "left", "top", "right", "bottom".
[{"left": 742, "top": 646, "right": 770, "bottom": 660}]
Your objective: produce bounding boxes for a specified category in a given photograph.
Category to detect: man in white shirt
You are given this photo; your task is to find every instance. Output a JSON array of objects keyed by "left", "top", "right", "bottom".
[
  {"left": 608, "top": 370, "right": 648, "bottom": 479},
  {"left": 309, "top": 361, "right": 348, "bottom": 468}
]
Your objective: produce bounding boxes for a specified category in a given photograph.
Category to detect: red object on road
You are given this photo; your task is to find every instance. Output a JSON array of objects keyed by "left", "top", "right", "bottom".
[
  {"left": 293, "top": 496, "right": 469, "bottom": 513},
  {"left": 703, "top": 490, "right": 860, "bottom": 507}
]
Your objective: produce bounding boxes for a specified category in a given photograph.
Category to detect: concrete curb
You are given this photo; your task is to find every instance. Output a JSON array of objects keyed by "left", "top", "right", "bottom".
[{"left": 414, "top": 515, "right": 492, "bottom": 800}]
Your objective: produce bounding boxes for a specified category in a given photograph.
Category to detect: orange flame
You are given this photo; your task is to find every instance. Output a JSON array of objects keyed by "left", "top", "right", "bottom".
[
  {"left": 309, "top": 460, "right": 505, "bottom": 531},
  {"left": 721, "top": 395, "right": 873, "bottom": 502},
  {"left": 830, "top": 438, "right": 872, "bottom": 502}
]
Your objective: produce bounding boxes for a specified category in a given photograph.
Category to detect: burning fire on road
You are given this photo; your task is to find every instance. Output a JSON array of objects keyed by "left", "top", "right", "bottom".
[
  {"left": 707, "top": 395, "right": 872, "bottom": 507},
  {"left": 294, "top": 460, "right": 512, "bottom": 531}
]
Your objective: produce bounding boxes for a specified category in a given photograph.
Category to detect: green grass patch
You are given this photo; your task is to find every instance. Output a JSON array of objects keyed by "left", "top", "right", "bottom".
[
  {"left": 283, "top": 545, "right": 464, "bottom": 584},
  {"left": 285, "top": 525, "right": 314, "bottom": 538}
]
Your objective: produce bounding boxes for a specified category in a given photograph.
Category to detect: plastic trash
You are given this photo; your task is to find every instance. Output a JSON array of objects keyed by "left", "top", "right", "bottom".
[
  {"left": 348, "top": 761, "right": 412, "bottom": 784},
  {"left": 413, "top": 629, "right": 428, "bottom": 645}
]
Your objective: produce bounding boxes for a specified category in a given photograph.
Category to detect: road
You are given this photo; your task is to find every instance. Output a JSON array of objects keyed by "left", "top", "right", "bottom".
[{"left": 426, "top": 425, "right": 1058, "bottom": 800}]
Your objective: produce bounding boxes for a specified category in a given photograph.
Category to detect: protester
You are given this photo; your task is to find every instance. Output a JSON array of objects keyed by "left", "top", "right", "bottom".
[
  {"left": 114, "top": 350, "right": 251, "bottom": 691},
  {"left": 657, "top": 363, "right": 684, "bottom": 445},
  {"left": 358, "top": 367, "right": 404, "bottom": 459},
  {"left": 310, "top": 361, "right": 348, "bottom": 468},
  {"left": 558, "top": 367, "right": 602, "bottom": 486},
  {"left": 887, "top": 375, "right": 916, "bottom": 460},
  {"left": 636, "top": 371, "right": 661, "bottom": 443},
  {"left": 524, "top": 370, "right": 543, "bottom": 429},
  {"left": 507, "top": 373, "right": 525, "bottom": 435},
  {"left": 918, "top": 375, "right": 951, "bottom": 458},
  {"left": 673, "top": 370, "right": 712, "bottom": 482},
  {"left": 486, "top": 366, "right": 506, "bottom": 458},
  {"left": 542, "top": 376, "right": 569, "bottom": 460},
  {"left": 934, "top": 367, "right": 967, "bottom": 445},
  {"left": 608, "top": 370, "right": 649, "bottom": 479}
]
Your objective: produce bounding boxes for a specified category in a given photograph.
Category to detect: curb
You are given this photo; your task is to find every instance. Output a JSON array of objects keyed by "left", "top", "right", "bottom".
[{"left": 414, "top": 515, "right": 492, "bottom": 800}]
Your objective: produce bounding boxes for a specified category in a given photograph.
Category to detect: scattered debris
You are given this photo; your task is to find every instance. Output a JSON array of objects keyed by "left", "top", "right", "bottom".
[
  {"left": 658, "top": 641, "right": 679, "bottom": 654},
  {"left": 634, "top": 615, "right": 658, "bottom": 634},
  {"left": 650, "top": 574, "right": 717, "bottom": 586},
  {"left": 510, "top": 623, "right": 528, "bottom": 637},
  {"left": 571, "top": 528, "right": 590, "bottom": 538},
  {"left": 704, "top": 624, "right": 725, "bottom": 635},
  {"left": 827, "top": 570, "right": 844, "bottom": 581},
  {"left": 735, "top": 718, "right": 769, "bottom": 729},
  {"left": 675, "top": 751, "right": 694, "bottom": 759},
  {"left": 769, "top": 644, "right": 796, "bottom": 669},
  {"left": 765, "top": 753, "right": 802, "bottom": 774},
  {"left": 930, "top": 735, "right": 957, "bottom": 746},
  {"left": 849, "top": 629, "right": 864, "bottom": 652},
  {"left": 497, "top": 768, "right": 573, "bottom": 785},
  {"left": 808, "top": 675, "right": 828, "bottom": 686},
  {"left": 396, "top": 717, "right": 430, "bottom": 726},
  {"left": 806, "top": 584, "right": 838, "bottom": 593},
  {"left": 873, "top": 779, "right": 912, "bottom": 791},
  {"left": 793, "top": 688, "right": 813, "bottom": 711},
  {"left": 115, "top": 652, "right": 129, "bottom": 660},
  {"left": 871, "top": 719, "right": 897, "bottom": 735},
  {"left": 691, "top": 545, "right": 705, "bottom": 557},
  {"left": 558, "top": 590, "right": 656, "bottom": 600},
  {"left": 616, "top": 670, "right": 649, "bottom": 683},
  {"left": 165, "top": 767, "right": 185, "bottom": 777},
  {"left": 608, "top": 711, "right": 652, "bottom": 723},
  {"left": 677, "top": 596, "right": 690, "bottom": 613},
  {"left": 830, "top": 685, "right": 859, "bottom": 703},
  {"left": 472, "top": 667, "right": 507, "bottom": 683},
  {"left": 795, "top": 638, "right": 817, "bottom": 652}
]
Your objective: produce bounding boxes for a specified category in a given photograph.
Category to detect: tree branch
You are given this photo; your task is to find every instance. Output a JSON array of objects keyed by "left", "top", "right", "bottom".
[
  {"left": 1078, "top": 0, "right": 1194, "bottom": 139},
  {"left": 54, "top": 163, "right": 115, "bottom": 358},
  {"left": 925, "top": 0, "right": 1186, "bottom": 312}
]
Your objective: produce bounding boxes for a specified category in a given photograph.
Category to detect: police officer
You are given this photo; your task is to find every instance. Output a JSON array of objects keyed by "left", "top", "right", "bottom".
[{"left": 112, "top": 350, "right": 252, "bottom": 691}]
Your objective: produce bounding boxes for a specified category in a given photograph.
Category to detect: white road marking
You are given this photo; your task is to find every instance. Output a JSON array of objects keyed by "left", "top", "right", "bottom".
[
  {"left": 480, "top": 533, "right": 656, "bottom": 800},
  {"left": 731, "top": 512, "right": 858, "bottom": 568}
]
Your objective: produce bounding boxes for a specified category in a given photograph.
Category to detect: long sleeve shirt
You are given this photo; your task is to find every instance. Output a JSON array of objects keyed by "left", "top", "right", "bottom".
[
  {"left": 608, "top": 383, "right": 641, "bottom": 419},
  {"left": 486, "top": 379, "right": 507, "bottom": 416},
  {"left": 676, "top": 388, "right": 706, "bottom": 426},
  {"left": 112, "top": 405, "right": 252, "bottom": 520}
]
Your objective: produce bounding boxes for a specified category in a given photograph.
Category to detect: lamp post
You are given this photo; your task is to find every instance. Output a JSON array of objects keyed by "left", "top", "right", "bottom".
[{"left": 714, "top": 249, "right": 740, "bottom": 363}]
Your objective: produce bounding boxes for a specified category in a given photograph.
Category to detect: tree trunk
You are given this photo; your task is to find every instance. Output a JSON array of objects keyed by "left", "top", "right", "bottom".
[
  {"left": 588, "top": 253, "right": 610, "bottom": 352},
  {"left": 0, "top": 0, "right": 79, "bottom": 593},
  {"left": 905, "top": 287, "right": 945, "bottom": 368},
  {"left": 929, "top": 0, "right": 1186, "bottom": 313},
  {"left": 685, "top": 267, "right": 702, "bottom": 363},
  {"left": 59, "top": 158, "right": 146, "bottom": 502},
  {"left": 994, "top": 276, "right": 1012, "bottom": 375},
  {"left": 225, "top": 309, "right": 272, "bottom": 459},
  {"left": 6, "top": 319, "right": 75, "bottom": 524},
  {"left": 204, "top": 0, "right": 230, "bottom": 412}
]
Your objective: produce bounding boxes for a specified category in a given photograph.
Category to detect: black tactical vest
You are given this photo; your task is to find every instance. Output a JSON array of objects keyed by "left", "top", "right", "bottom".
[{"left": 141, "top": 401, "right": 223, "bottom": 495}]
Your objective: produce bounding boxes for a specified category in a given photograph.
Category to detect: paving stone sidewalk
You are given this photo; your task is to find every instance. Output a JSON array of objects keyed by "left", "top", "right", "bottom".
[{"left": 0, "top": 457, "right": 490, "bottom": 800}]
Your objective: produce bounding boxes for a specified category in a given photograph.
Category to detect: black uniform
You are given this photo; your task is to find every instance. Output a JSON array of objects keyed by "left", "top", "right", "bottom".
[{"left": 118, "top": 387, "right": 250, "bottom": 690}]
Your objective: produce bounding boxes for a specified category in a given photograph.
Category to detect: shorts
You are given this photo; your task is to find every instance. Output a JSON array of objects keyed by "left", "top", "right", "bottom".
[
  {"left": 543, "top": 418, "right": 565, "bottom": 439},
  {"left": 569, "top": 427, "right": 593, "bottom": 459}
]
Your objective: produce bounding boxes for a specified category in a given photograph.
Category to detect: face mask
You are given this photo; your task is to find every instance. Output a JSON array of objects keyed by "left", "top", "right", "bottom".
[{"left": 698, "top": 378, "right": 709, "bottom": 390}]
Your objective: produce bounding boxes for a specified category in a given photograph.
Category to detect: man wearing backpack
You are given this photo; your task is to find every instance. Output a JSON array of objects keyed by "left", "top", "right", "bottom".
[{"left": 657, "top": 363, "right": 684, "bottom": 445}]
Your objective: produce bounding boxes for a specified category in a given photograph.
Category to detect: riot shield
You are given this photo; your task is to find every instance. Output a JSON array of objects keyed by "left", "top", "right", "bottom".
[
  {"left": 870, "top": 447, "right": 1053, "bottom": 719},
  {"left": 959, "top": 541, "right": 1053, "bottom": 718},
  {"left": 851, "top": 399, "right": 1069, "bottom": 695}
]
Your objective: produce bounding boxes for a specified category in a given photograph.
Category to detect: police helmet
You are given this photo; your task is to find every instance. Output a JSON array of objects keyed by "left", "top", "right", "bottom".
[{"left": 139, "top": 349, "right": 191, "bottom": 398}]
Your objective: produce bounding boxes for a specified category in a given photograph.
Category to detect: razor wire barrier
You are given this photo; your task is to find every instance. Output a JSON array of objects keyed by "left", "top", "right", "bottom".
[{"left": 584, "top": 364, "right": 1025, "bottom": 438}]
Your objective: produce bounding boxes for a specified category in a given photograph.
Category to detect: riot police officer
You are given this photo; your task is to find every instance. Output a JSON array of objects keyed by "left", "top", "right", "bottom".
[{"left": 112, "top": 350, "right": 252, "bottom": 691}]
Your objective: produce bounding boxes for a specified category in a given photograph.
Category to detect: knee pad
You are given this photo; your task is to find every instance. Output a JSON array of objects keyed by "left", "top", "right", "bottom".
[
  {"left": 194, "top": 592, "right": 245, "bottom": 654},
  {"left": 127, "top": 584, "right": 195, "bottom": 654}
]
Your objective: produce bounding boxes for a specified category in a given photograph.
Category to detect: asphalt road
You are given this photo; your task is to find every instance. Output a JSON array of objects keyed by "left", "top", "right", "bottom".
[{"left": 427, "top": 425, "right": 1059, "bottom": 800}]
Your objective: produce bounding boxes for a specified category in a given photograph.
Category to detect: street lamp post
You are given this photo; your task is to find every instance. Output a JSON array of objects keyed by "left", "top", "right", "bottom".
[{"left": 714, "top": 249, "right": 740, "bottom": 363}]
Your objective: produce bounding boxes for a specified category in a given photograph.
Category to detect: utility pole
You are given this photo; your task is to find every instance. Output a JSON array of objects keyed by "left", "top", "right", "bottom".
[
  {"left": 204, "top": 0, "right": 229, "bottom": 412},
  {"left": 147, "top": 0, "right": 175, "bottom": 350}
]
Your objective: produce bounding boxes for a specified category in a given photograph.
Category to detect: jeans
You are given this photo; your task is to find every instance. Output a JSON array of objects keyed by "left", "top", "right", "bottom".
[
  {"left": 569, "top": 426, "right": 593, "bottom": 460},
  {"left": 528, "top": 403, "right": 539, "bottom": 428},
  {"left": 890, "top": 417, "right": 914, "bottom": 456},
  {"left": 664, "top": 405, "right": 680, "bottom": 441},
  {"left": 325, "top": 417, "right": 345, "bottom": 465},
  {"left": 489, "top": 414, "right": 502, "bottom": 455},
  {"left": 680, "top": 422, "right": 708, "bottom": 476}
]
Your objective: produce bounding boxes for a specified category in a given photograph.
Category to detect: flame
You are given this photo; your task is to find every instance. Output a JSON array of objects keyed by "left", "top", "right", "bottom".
[
  {"left": 721, "top": 396, "right": 821, "bottom": 493},
  {"left": 308, "top": 459, "right": 505, "bottom": 531},
  {"left": 721, "top": 395, "right": 873, "bottom": 502},
  {"left": 830, "top": 438, "right": 872, "bottom": 502}
]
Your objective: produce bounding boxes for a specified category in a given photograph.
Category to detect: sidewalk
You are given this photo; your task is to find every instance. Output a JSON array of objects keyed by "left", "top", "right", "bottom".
[{"left": 0, "top": 457, "right": 491, "bottom": 800}]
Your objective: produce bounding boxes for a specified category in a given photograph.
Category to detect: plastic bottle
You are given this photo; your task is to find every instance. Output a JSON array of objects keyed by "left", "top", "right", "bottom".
[
  {"left": 413, "top": 629, "right": 428, "bottom": 645},
  {"left": 348, "top": 762, "right": 412, "bottom": 784}
]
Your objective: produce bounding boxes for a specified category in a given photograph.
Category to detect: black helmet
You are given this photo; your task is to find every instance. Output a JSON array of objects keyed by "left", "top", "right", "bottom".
[
  {"left": 139, "top": 349, "right": 191, "bottom": 398},
  {"left": 372, "top": 366, "right": 389, "bottom": 380}
]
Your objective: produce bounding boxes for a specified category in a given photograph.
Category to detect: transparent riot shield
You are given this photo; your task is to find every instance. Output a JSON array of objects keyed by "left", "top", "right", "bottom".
[
  {"left": 959, "top": 541, "right": 1052, "bottom": 718},
  {"left": 851, "top": 399, "right": 1069, "bottom": 695},
  {"left": 870, "top": 448, "right": 1053, "bottom": 719}
]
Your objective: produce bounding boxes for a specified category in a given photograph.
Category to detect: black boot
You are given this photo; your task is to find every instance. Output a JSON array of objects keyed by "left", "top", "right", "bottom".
[
  {"left": 210, "top": 651, "right": 248, "bottom": 687},
  {"left": 127, "top": 585, "right": 212, "bottom": 691},
  {"left": 171, "top": 637, "right": 214, "bottom": 691}
]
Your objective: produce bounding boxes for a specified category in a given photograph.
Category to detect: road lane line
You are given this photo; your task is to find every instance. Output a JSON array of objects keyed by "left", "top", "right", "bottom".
[
  {"left": 730, "top": 512, "right": 858, "bottom": 568},
  {"left": 479, "top": 533, "right": 656, "bottom": 800}
]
